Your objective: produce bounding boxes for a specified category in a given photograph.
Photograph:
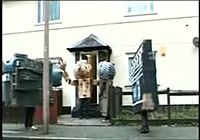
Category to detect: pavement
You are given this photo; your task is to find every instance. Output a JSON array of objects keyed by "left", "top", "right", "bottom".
[
  {"left": 57, "top": 115, "right": 111, "bottom": 126},
  {"left": 2, "top": 115, "right": 199, "bottom": 140},
  {"left": 2, "top": 122, "right": 199, "bottom": 140}
]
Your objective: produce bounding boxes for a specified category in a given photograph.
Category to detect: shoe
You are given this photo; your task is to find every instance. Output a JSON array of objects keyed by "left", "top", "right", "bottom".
[
  {"left": 138, "top": 127, "right": 143, "bottom": 131},
  {"left": 139, "top": 127, "right": 150, "bottom": 133},
  {"left": 31, "top": 126, "right": 38, "bottom": 130},
  {"left": 79, "top": 116, "right": 83, "bottom": 119},
  {"left": 102, "top": 119, "right": 106, "bottom": 122},
  {"left": 86, "top": 116, "right": 90, "bottom": 119},
  {"left": 102, "top": 116, "right": 106, "bottom": 122},
  {"left": 138, "top": 126, "right": 147, "bottom": 131}
]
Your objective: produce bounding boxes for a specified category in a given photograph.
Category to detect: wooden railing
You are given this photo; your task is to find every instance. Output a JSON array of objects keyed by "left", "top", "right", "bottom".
[
  {"left": 121, "top": 88, "right": 199, "bottom": 125},
  {"left": 158, "top": 88, "right": 198, "bottom": 124}
]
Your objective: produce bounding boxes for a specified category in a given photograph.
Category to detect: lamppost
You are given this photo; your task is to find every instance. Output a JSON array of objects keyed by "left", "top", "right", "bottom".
[{"left": 43, "top": 0, "right": 49, "bottom": 134}]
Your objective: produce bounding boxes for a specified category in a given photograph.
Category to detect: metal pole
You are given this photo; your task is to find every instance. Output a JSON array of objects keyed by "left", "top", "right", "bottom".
[
  {"left": 43, "top": 0, "right": 49, "bottom": 134},
  {"left": 167, "top": 87, "right": 171, "bottom": 125}
]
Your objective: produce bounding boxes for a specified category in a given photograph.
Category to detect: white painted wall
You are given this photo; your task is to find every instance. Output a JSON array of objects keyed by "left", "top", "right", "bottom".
[
  {"left": 3, "top": 1, "right": 199, "bottom": 107},
  {"left": 3, "top": 1, "right": 198, "bottom": 33}
]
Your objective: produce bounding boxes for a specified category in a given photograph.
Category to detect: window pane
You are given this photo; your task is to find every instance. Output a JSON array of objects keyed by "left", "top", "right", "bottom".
[
  {"left": 49, "top": 1, "right": 60, "bottom": 21},
  {"left": 42, "top": 2, "right": 45, "bottom": 21},
  {"left": 57, "top": 1, "right": 60, "bottom": 20},
  {"left": 54, "top": 1, "right": 60, "bottom": 20},
  {"left": 56, "top": 1, "right": 60, "bottom": 19},
  {"left": 49, "top": 1, "right": 53, "bottom": 20},
  {"left": 150, "top": 1, "right": 154, "bottom": 12},
  {"left": 127, "top": 1, "right": 154, "bottom": 15},
  {"left": 37, "top": 1, "right": 60, "bottom": 23},
  {"left": 128, "top": 57, "right": 133, "bottom": 75},
  {"left": 37, "top": 1, "right": 41, "bottom": 23},
  {"left": 54, "top": 2, "right": 57, "bottom": 20}
]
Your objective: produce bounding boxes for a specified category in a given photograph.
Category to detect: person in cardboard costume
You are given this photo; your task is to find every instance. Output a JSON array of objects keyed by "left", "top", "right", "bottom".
[
  {"left": 60, "top": 60, "right": 116, "bottom": 121},
  {"left": 97, "top": 61, "right": 116, "bottom": 121},
  {"left": 61, "top": 60, "right": 98, "bottom": 119}
]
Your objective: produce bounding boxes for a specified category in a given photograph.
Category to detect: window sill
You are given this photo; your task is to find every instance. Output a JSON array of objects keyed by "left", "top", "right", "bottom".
[
  {"left": 125, "top": 84, "right": 161, "bottom": 88},
  {"left": 124, "top": 12, "right": 157, "bottom": 17},
  {"left": 34, "top": 20, "right": 63, "bottom": 26},
  {"left": 125, "top": 85, "right": 132, "bottom": 88}
]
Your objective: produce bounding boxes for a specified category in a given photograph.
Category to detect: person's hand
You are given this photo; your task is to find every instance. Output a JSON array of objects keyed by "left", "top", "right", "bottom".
[
  {"left": 60, "top": 60, "right": 66, "bottom": 71},
  {"left": 60, "top": 63, "right": 66, "bottom": 71}
]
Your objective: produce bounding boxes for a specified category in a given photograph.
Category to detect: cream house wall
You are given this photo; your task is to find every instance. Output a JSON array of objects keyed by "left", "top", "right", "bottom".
[
  {"left": 3, "top": 1, "right": 199, "bottom": 34},
  {"left": 3, "top": 1, "right": 199, "bottom": 107}
]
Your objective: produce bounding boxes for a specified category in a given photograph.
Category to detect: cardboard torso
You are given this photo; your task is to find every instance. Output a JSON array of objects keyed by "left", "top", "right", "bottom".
[{"left": 78, "top": 78, "right": 92, "bottom": 98}]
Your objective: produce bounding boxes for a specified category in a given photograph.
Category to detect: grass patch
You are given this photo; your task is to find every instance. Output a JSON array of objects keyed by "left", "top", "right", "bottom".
[
  {"left": 171, "top": 106, "right": 198, "bottom": 119},
  {"left": 111, "top": 106, "right": 198, "bottom": 126}
]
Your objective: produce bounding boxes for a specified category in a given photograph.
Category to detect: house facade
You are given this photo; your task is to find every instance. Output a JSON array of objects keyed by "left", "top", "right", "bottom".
[{"left": 3, "top": 1, "right": 199, "bottom": 111}]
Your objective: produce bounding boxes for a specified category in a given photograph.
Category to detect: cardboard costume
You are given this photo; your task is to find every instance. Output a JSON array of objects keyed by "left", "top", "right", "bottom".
[
  {"left": 62, "top": 60, "right": 116, "bottom": 119},
  {"left": 62, "top": 60, "right": 97, "bottom": 118},
  {"left": 129, "top": 40, "right": 159, "bottom": 133},
  {"left": 78, "top": 78, "right": 92, "bottom": 98},
  {"left": 98, "top": 61, "right": 116, "bottom": 119},
  {"left": 129, "top": 40, "right": 159, "bottom": 114}
]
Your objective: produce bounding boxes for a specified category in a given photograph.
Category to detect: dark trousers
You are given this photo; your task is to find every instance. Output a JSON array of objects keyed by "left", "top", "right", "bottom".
[
  {"left": 79, "top": 98, "right": 90, "bottom": 117},
  {"left": 140, "top": 110, "right": 148, "bottom": 128},
  {"left": 25, "top": 107, "right": 35, "bottom": 128}
]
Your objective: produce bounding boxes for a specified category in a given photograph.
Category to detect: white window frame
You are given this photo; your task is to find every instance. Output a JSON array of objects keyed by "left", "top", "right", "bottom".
[
  {"left": 124, "top": 1, "right": 156, "bottom": 17},
  {"left": 36, "top": 1, "right": 61, "bottom": 24}
]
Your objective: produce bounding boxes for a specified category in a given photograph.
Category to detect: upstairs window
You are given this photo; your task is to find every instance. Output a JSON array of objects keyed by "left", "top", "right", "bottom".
[
  {"left": 126, "top": 1, "right": 155, "bottom": 16},
  {"left": 37, "top": 1, "right": 60, "bottom": 23}
]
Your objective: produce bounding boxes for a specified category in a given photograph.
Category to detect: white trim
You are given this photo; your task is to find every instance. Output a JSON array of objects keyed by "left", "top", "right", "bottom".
[
  {"left": 124, "top": 12, "right": 157, "bottom": 17},
  {"left": 34, "top": 20, "right": 63, "bottom": 26},
  {"left": 125, "top": 52, "right": 136, "bottom": 55}
]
